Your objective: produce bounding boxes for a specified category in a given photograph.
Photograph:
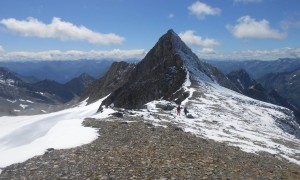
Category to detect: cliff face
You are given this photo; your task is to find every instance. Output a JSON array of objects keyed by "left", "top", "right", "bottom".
[
  {"left": 100, "top": 30, "right": 187, "bottom": 109},
  {"left": 81, "top": 61, "right": 136, "bottom": 104}
]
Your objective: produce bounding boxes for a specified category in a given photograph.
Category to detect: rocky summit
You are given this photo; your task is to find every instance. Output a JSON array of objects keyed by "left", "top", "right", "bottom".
[{"left": 95, "top": 29, "right": 237, "bottom": 110}]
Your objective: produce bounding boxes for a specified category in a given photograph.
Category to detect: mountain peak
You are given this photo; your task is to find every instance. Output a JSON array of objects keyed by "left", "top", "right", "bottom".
[
  {"left": 154, "top": 30, "right": 238, "bottom": 90},
  {"left": 93, "top": 29, "right": 237, "bottom": 109},
  {"left": 164, "top": 29, "right": 178, "bottom": 40},
  {"left": 155, "top": 29, "right": 190, "bottom": 54},
  {"left": 166, "top": 28, "right": 175, "bottom": 34}
]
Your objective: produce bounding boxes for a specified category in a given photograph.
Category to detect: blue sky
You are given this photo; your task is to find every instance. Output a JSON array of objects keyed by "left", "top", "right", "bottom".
[{"left": 0, "top": 0, "right": 299, "bottom": 60}]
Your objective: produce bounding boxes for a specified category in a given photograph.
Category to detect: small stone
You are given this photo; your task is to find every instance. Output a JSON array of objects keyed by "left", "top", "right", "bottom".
[
  {"left": 174, "top": 127, "right": 183, "bottom": 131},
  {"left": 120, "top": 121, "right": 128, "bottom": 125},
  {"left": 47, "top": 148, "right": 54, "bottom": 151},
  {"left": 29, "top": 167, "right": 38, "bottom": 171},
  {"left": 110, "top": 112, "right": 123, "bottom": 118}
]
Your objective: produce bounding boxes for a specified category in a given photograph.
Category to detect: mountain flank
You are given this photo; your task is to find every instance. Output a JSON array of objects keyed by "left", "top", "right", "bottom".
[
  {"left": 80, "top": 61, "right": 136, "bottom": 104},
  {"left": 82, "top": 29, "right": 237, "bottom": 110},
  {"left": 227, "top": 69, "right": 300, "bottom": 123},
  {"left": 259, "top": 68, "right": 300, "bottom": 109}
]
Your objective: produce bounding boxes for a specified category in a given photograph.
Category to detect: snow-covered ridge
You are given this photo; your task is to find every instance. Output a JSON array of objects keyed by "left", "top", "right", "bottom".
[
  {"left": 168, "top": 30, "right": 215, "bottom": 83},
  {"left": 156, "top": 87, "right": 300, "bottom": 164},
  {"left": 0, "top": 97, "right": 112, "bottom": 168},
  {"left": 95, "top": 72, "right": 300, "bottom": 165}
]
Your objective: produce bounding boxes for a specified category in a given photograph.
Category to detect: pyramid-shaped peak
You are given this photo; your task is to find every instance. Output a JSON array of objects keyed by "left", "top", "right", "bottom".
[
  {"left": 160, "top": 29, "right": 182, "bottom": 42},
  {"left": 152, "top": 29, "right": 193, "bottom": 57},
  {"left": 166, "top": 29, "right": 176, "bottom": 35},
  {"left": 97, "top": 29, "right": 238, "bottom": 109}
]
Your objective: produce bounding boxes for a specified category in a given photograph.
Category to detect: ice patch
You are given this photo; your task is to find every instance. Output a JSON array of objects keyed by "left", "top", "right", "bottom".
[
  {"left": 19, "top": 104, "right": 28, "bottom": 109},
  {"left": 6, "top": 99, "right": 16, "bottom": 103},
  {"left": 0, "top": 78, "right": 15, "bottom": 86},
  {"left": 237, "top": 79, "right": 244, "bottom": 89},
  {"left": 37, "top": 92, "right": 44, "bottom": 95},
  {"left": 26, "top": 100, "right": 34, "bottom": 104},
  {"left": 89, "top": 107, "right": 116, "bottom": 119}
]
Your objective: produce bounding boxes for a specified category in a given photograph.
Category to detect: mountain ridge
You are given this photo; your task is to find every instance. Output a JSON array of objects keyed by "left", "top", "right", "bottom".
[
  {"left": 227, "top": 69, "right": 300, "bottom": 123},
  {"left": 208, "top": 58, "right": 300, "bottom": 79},
  {"left": 259, "top": 67, "right": 300, "bottom": 110},
  {"left": 0, "top": 67, "right": 95, "bottom": 115},
  {"left": 92, "top": 29, "right": 238, "bottom": 110}
]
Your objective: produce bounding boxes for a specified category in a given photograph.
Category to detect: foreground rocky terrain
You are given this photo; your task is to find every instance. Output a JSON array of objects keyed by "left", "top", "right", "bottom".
[{"left": 1, "top": 116, "right": 300, "bottom": 179}]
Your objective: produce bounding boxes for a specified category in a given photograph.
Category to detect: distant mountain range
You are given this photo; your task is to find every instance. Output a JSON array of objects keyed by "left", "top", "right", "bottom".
[
  {"left": 208, "top": 58, "right": 300, "bottom": 79},
  {"left": 0, "top": 67, "right": 95, "bottom": 116},
  {"left": 208, "top": 58, "right": 300, "bottom": 119},
  {"left": 0, "top": 59, "right": 136, "bottom": 83},
  {"left": 259, "top": 68, "right": 300, "bottom": 110},
  {"left": 227, "top": 69, "right": 300, "bottom": 122}
]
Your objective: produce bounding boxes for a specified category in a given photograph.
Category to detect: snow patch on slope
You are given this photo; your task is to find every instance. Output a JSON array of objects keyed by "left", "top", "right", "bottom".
[
  {"left": 6, "top": 99, "right": 16, "bottom": 103},
  {"left": 0, "top": 96, "right": 109, "bottom": 168},
  {"left": 19, "top": 104, "right": 28, "bottom": 109},
  {"left": 0, "top": 76, "right": 15, "bottom": 86},
  {"left": 94, "top": 72, "right": 300, "bottom": 165}
]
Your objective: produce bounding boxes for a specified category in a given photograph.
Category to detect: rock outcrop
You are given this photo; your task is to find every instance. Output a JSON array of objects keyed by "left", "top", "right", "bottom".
[{"left": 81, "top": 61, "right": 136, "bottom": 104}]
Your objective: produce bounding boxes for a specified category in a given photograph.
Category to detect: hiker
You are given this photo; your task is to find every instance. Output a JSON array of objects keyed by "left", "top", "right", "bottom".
[
  {"left": 184, "top": 106, "right": 188, "bottom": 116},
  {"left": 176, "top": 105, "right": 181, "bottom": 116}
]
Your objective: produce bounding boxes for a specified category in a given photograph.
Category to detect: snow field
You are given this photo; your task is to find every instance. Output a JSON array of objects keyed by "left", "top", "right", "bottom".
[
  {"left": 102, "top": 72, "right": 300, "bottom": 165},
  {"left": 0, "top": 96, "right": 112, "bottom": 168}
]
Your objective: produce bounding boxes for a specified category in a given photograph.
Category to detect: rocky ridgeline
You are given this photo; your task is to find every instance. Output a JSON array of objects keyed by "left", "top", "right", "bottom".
[
  {"left": 1, "top": 116, "right": 299, "bottom": 179},
  {"left": 81, "top": 61, "right": 136, "bottom": 104},
  {"left": 81, "top": 29, "right": 237, "bottom": 111},
  {"left": 227, "top": 69, "right": 300, "bottom": 123}
]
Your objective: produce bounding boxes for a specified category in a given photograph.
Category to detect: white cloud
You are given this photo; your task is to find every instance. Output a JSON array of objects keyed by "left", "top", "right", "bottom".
[
  {"left": 188, "top": 1, "right": 221, "bottom": 20},
  {"left": 234, "top": 0, "right": 262, "bottom": 3},
  {"left": 179, "top": 30, "right": 220, "bottom": 47},
  {"left": 0, "top": 17, "right": 124, "bottom": 45},
  {"left": 200, "top": 48, "right": 216, "bottom": 54},
  {"left": 226, "top": 16, "right": 287, "bottom": 40},
  {"left": 196, "top": 47, "right": 300, "bottom": 60},
  {"left": 0, "top": 45, "right": 4, "bottom": 52},
  {"left": 168, "top": 13, "right": 174, "bottom": 19},
  {"left": 0, "top": 49, "right": 146, "bottom": 61}
]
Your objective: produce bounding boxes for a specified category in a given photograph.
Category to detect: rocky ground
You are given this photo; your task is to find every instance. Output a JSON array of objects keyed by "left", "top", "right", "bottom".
[{"left": 1, "top": 116, "right": 300, "bottom": 179}]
